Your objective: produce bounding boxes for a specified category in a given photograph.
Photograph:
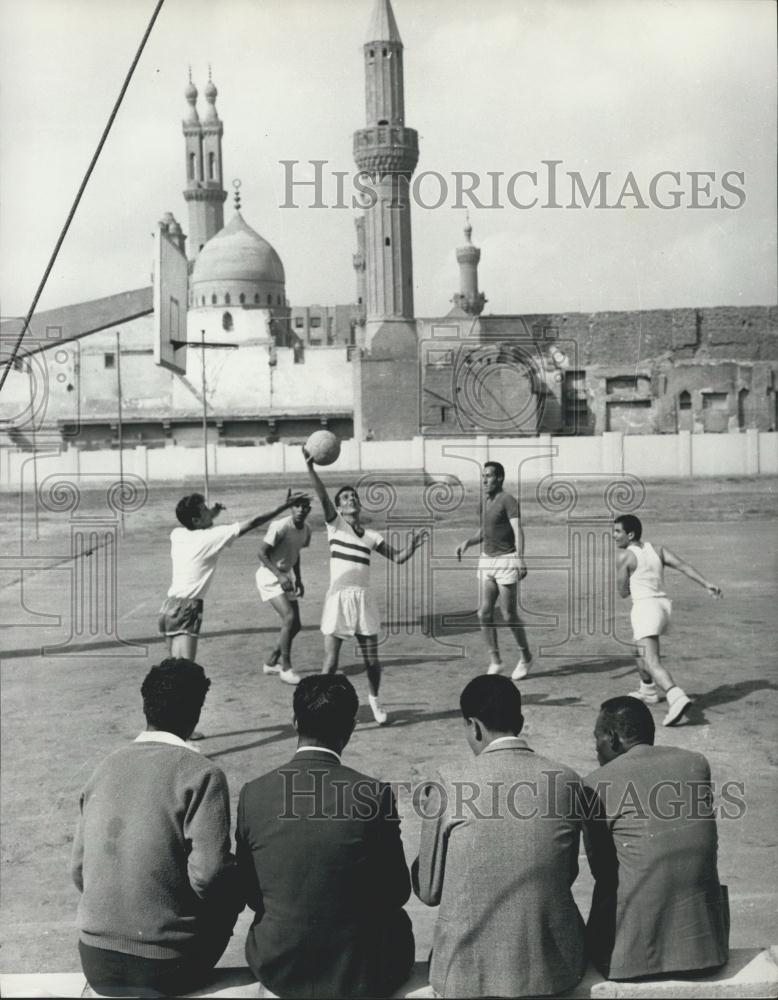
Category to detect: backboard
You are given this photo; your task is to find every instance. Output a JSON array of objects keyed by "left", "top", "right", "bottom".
[{"left": 153, "top": 225, "right": 188, "bottom": 374}]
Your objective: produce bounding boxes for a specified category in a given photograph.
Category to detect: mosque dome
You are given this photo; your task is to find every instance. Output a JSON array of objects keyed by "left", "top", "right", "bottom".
[{"left": 190, "top": 212, "right": 286, "bottom": 309}]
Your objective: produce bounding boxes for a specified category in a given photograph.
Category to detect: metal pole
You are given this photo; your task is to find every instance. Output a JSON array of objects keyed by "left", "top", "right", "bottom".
[
  {"left": 201, "top": 330, "right": 209, "bottom": 504},
  {"left": 27, "top": 352, "right": 40, "bottom": 540},
  {"left": 115, "top": 330, "right": 125, "bottom": 536}
]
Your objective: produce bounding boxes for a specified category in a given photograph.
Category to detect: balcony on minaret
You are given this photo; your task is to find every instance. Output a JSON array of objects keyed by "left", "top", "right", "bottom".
[{"left": 353, "top": 125, "right": 419, "bottom": 178}]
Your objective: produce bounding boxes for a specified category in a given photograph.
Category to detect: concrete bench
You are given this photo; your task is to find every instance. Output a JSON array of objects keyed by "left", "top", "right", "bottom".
[{"left": 2, "top": 948, "right": 777, "bottom": 999}]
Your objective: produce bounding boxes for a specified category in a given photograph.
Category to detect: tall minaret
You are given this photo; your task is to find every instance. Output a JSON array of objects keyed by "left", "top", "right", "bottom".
[
  {"left": 353, "top": 0, "right": 419, "bottom": 351},
  {"left": 452, "top": 218, "right": 486, "bottom": 316},
  {"left": 182, "top": 70, "right": 227, "bottom": 261}
]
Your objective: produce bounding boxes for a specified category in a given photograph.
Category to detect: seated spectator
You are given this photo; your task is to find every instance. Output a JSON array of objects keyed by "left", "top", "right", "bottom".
[
  {"left": 236, "top": 674, "right": 414, "bottom": 999},
  {"left": 585, "top": 696, "right": 729, "bottom": 979},
  {"left": 71, "top": 659, "right": 242, "bottom": 998},
  {"left": 412, "top": 675, "right": 587, "bottom": 998}
]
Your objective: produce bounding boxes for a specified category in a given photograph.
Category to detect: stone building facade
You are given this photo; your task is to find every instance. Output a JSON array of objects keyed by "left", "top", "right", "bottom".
[{"left": 417, "top": 306, "right": 778, "bottom": 438}]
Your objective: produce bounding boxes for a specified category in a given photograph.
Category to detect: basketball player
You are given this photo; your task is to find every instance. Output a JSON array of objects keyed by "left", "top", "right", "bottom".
[
  {"left": 456, "top": 461, "right": 532, "bottom": 679},
  {"left": 159, "top": 492, "right": 308, "bottom": 663},
  {"left": 303, "top": 447, "right": 426, "bottom": 725},
  {"left": 614, "top": 513, "right": 723, "bottom": 726},
  {"left": 256, "top": 492, "right": 313, "bottom": 686}
]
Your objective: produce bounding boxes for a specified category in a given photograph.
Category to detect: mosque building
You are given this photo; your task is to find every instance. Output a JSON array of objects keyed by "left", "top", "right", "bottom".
[{"left": 0, "top": 0, "right": 775, "bottom": 455}]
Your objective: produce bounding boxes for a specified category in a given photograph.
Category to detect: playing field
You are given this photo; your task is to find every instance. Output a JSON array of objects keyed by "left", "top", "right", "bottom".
[{"left": 1, "top": 474, "right": 777, "bottom": 973}]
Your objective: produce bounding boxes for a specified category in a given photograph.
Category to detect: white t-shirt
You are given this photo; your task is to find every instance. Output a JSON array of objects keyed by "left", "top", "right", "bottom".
[
  {"left": 262, "top": 516, "right": 311, "bottom": 572},
  {"left": 326, "top": 514, "right": 383, "bottom": 591},
  {"left": 167, "top": 522, "right": 241, "bottom": 600}
]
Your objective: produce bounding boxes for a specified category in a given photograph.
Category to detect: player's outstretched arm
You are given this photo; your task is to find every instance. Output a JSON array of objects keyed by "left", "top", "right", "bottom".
[
  {"left": 237, "top": 493, "right": 309, "bottom": 538},
  {"left": 455, "top": 531, "right": 483, "bottom": 562},
  {"left": 302, "top": 446, "right": 337, "bottom": 522},
  {"left": 378, "top": 529, "right": 428, "bottom": 565},
  {"left": 660, "top": 546, "right": 723, "bottom": 597}
]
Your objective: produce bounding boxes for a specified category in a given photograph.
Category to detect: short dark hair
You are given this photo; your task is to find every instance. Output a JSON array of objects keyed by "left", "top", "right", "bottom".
[
  {"left": 293, "top": 674, "right": 359, "bottom": 745},
  {"left": 141, "top": 658, "right": 211, "bottom": 735},
  {"left": 334, "top": 485, "right": 358, "bottom": 508},
  {"left": 484, "top": 461, "right": 505, "bottom": 482},
  {"left": 460, "top": 674, "right": 523, "bottom": 734},
  {"left": 615, "top": 514, "right": 642, "bottom": 541},
  {"left": 598, "top": 695, "right": 655, "bottom": 745},
  {"left": 176, "top": 493, "right": 205, "bottom": 529}
]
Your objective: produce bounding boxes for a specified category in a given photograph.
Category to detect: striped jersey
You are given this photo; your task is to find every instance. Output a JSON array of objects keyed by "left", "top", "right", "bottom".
[{"left": 327, "top": 514, "right": 384, "bottom": 590}]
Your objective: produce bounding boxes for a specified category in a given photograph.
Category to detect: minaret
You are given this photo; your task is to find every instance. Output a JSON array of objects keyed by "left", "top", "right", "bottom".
[
  {"left": 182, "top": 69, "right": 227, "bottom": 262},
  {"left": 452, "top": 217, "right": 486, "bottom": 316},
  {"left": 353, "top": 0, "right": 419, "bottom": 351}
]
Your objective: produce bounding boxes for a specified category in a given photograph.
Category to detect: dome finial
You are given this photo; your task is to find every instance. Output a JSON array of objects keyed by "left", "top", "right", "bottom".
[
  {"left": 203, "top": 67, "right": 218, "bottom": 120},
  {"left": 464, "top": 211, "right": 473, "bottom": 243},
  {"left": 232, "top": 178, "right": 242, "bottom": 213},
  {"left": 204, "top": 67, "right": 217, "bottom": 102},
  {"left": 184, "top": 69, "right": 198, "bottom": 120}
]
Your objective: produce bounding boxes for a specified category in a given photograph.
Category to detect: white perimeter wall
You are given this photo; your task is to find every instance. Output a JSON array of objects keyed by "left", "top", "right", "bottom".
[{"left": 2, "top": 430, "right": 775, "bottom": 489}]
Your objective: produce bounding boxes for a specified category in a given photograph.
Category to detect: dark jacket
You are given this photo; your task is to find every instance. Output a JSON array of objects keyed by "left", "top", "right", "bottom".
[{"left": 236, "top": 748, "right": 414, "bottom": 999}]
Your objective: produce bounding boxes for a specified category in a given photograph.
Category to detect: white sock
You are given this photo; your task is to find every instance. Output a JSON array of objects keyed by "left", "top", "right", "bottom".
[
  {"left": 639, "top": 680, "right": 658, "bottom": 694},
  {"left": 369, "top": 693, "right": 382, "bottom": 707}
]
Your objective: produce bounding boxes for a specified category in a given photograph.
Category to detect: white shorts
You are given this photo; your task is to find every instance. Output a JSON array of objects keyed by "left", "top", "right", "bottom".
[
  {"left": 477, "top": 553, "right": 520, "bottom": 588},
  {"left": 321, "top": 586, "right": 380, "bottom": 638},
  {"left": 631, "top": 597, "right": 672, "bottom": 641},
  {"left": 256, "top": 566, "right": 298, "bottom": 603}
]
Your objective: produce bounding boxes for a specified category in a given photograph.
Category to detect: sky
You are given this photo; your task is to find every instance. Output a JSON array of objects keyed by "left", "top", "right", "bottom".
[{"left": 0, "top": 0, "right": 776, "bottom": 320}]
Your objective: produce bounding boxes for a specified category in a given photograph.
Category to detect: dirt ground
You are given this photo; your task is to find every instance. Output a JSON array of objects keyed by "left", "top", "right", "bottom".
[{"left": 1, "top": 474, "right": 777, "bottom": 973}]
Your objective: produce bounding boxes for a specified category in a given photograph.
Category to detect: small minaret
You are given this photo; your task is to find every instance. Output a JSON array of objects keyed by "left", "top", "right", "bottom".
[
  {"left": 353, "top": 216, "right": 366, "bottom": 327},
  {"left": 353, "top": 0, "right": 419, "bottom": 349},
  {"left": 452, "top": 217, "right": 486, "bottom": 316},
  {"left": 182, "top": 69, "right": 227, "bottom": 261}
]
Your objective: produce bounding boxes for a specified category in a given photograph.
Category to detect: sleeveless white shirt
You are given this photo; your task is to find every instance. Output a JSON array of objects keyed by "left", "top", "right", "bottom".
[{"left": 628, "top": 542, "right": 666, "bottom": 600}]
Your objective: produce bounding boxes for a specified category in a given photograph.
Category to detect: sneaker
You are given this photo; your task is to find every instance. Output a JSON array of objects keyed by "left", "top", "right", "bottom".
[
  {"left": 278, "top": 667, "right": 300, "bottom": 686},
  {"left": 262, "top": 663, "right": 282, "bottom": 675},
  {"left": 368, "top": 694, "right": 388, "bottom": 725},
  {"left": 487, "top": 661, "right": 503, "bottom": 675},
  {"left": 512, "top": 656, "right": 533, "bottom": 681},
  {"left": 629, "top": 682, "right": 663, "bottom": 705},
  {"left": 663, "top": 692, "right": 692, "bottom": 726}
]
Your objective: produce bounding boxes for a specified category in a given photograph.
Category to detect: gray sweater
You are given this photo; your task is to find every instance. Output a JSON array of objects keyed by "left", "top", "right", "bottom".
[{"left": 72, "top": 738, "right": 240, "bottom": 960}]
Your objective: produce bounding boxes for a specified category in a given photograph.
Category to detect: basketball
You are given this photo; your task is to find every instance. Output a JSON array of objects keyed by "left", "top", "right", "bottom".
[{"left": 305, "top": 429, "right": 341, "bottom": 466}]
